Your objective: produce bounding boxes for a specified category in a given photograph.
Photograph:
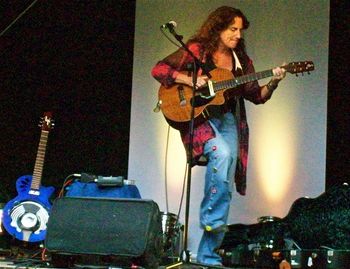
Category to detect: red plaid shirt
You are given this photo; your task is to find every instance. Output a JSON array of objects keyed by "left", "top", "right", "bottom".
[{"left": 151, "top": 43, "right": 273, "bottom": 195}]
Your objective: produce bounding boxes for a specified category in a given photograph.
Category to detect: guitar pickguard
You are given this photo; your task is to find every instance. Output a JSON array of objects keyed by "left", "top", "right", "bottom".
[{"left": 191, "top": 93, "right": 215, "bottom": 107}]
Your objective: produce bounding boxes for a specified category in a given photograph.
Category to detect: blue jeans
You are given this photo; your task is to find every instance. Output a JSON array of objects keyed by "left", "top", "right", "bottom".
[{"left": 196, "top": 112, "right": 238, "bottom": 265}]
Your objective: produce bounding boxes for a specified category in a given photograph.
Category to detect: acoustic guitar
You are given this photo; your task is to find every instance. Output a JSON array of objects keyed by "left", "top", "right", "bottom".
[
  {"left": 157, "top": 61, "right": 314, "bottom": 129},
  {"left": 2, "top": 112, "right": 55, "bottom": 242}
]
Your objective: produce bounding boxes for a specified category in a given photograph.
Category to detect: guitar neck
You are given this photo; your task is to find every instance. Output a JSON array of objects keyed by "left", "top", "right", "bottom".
[
  {"left": 213, "top": 69, "right": 274, "bottom": 92},
  {"left": 31, "top": 130, "right": 49, "bottom": 192}
]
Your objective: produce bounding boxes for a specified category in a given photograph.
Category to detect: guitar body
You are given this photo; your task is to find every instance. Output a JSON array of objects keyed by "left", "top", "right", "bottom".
[
  {"left": 2, "top": 175, "right": 55, "bottom": 242},
  {"left": 158, "top": 68, "right": 234, "bottom": 129}
]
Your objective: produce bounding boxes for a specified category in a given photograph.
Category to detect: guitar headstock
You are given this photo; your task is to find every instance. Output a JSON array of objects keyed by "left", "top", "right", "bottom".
[
  {"left": 284, "top": 61, "right": 315, "bottom": 76},
  {"left": 39, "top": 112, "right": 54, "bottom": 131}
]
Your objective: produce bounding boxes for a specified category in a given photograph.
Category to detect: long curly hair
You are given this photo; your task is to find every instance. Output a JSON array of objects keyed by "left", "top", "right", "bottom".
[{"left": 188, "top": 6, "right": 250, "bottom": 57}]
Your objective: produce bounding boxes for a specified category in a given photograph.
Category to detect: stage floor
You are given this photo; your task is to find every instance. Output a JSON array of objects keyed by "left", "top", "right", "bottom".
[{"left": 0, "top": 260, "right": 254, "bottom": 269}]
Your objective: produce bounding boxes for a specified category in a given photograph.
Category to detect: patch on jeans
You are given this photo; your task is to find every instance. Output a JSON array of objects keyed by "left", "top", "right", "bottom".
[
  {"left": 212, "top": 145, "right": 217, "bottom": 151},
  {"left": 205, "top": 225, "right": 213, "bottom": 232},
  {"left": 204, "top": 225, "right": 228, "bottom": 233},
  {"left": 211, "top": 187, "right": 217, "bottom": 194}
]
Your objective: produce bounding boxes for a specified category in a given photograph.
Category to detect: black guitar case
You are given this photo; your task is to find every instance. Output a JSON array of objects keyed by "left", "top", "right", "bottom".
[{"left": 220, "top": 184, "right": 350, "bottom": 268}]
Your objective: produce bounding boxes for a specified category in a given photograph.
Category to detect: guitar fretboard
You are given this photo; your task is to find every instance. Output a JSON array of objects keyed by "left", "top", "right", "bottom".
[
  {"left": 214, "top": 69, "right": 274, "bottom": 91},
  {"left": 31, "top": 130, "right": 49, "bottom": 192}
]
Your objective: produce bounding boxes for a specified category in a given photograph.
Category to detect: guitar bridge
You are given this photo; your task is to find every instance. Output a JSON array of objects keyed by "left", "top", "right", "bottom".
[{"left": 206, "top": 80, "right": 215, "bottom": 98}]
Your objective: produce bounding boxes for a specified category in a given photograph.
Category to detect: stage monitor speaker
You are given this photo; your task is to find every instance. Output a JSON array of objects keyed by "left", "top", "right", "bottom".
[{"left": 45, "top": 197, "right": 163, "bottom": 267}]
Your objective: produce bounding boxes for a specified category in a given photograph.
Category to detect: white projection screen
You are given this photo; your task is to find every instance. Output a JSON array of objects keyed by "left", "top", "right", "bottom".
[{"left": 129, "top": 0, "right": 329, "bottom": 257}]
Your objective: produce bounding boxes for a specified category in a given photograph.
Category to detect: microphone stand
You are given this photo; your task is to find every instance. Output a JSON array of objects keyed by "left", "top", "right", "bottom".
[{"left": 165, "top": 27, "right": 224, "bottom": 269}]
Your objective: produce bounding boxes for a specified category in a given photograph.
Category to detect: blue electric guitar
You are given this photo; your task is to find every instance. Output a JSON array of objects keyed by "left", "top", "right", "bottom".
[{"left": 2, "top": 112, "right": 55, "bottom": 242}]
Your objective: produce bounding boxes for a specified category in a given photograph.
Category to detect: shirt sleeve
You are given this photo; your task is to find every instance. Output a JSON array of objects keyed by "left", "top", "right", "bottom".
[{"left": 151, "top": 43, "right": 201, "bottom": 88}]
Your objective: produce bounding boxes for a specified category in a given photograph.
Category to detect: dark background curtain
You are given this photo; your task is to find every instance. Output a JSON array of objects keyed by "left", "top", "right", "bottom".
[{"left": 0, "top": 0, "right": 136, "bottom": 200}]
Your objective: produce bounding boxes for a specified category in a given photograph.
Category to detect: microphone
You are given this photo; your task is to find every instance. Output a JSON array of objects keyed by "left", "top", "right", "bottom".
[{"left": 161, "top": 20, "right": 177, "bottom": 30}]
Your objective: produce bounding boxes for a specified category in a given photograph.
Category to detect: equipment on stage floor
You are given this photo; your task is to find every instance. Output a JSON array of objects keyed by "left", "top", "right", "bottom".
[
  {"left": 65, "top": 177, "right": 141, "bottom": 199},
  {"left": 219, "top": 184, "right": 350, "bottom": 268},
  {"left": 45, "top": 197, "right": 163, "bottom": 268},
  {"left": 160, "top": 212, "right": 183, "bottom": 262}
]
